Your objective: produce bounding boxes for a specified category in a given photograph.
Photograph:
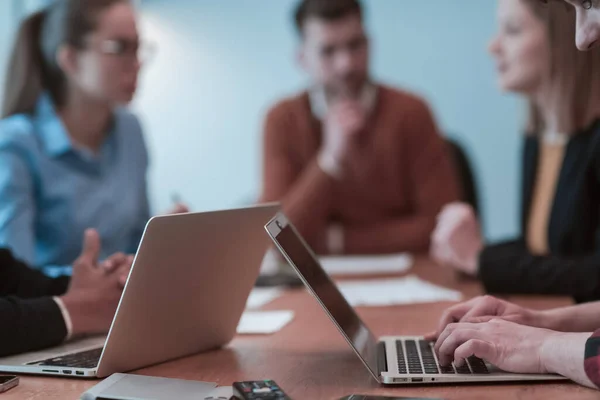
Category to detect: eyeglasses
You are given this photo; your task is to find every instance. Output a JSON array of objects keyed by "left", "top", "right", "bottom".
[{"left": 91, "top": 38, "right": 157, "bottom": 64}]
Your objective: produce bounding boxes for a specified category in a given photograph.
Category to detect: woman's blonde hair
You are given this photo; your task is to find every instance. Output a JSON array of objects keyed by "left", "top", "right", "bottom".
[{"left": 524, "top": 0, "right": 600, "bottom": 134}]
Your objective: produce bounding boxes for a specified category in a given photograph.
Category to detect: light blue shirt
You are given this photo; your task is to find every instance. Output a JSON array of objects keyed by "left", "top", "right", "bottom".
[{"left": 0, "top": 94, "right": 150, "bottom": 276}]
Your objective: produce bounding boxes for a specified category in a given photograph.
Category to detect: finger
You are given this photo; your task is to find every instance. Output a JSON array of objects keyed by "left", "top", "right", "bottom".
[
  {"left": 461, "top": 299, "right": 499, "bottom": 322},
  {"left": 463, "top": 295, "right": 504, "bottom": 320},
  {"left": 462, "top": 315, "right": 499, "bottom": 324},
  {"left": 430, "top": 243, "right": 452, "bottom": 266},
  {"left": 454, "top": 339, "right": 496, "bottom": 369},
  {"left": 101, "top": 253, "right": 127, "bottom": 273},
  {"left": 438, "top": 327, "right": 484, "bottom": 367},
  {"left": 119, "top": 274, "right": 128, "bottom": 287},
  {"left": 435, "top": 322, "right": 460, "bottom": 356},
  {"left": 115, "top": 262, "right": 132, "bottom": 276},
  {"left": 79, "top": 229, "right": 101, "bottom": 266},
  {"left": 172, "top": 204, "right": 189, "bottom": 214},
  {"left": 423, "top": 331, "right": 438, "bottom": 341},
  {"left": 436, "top": 300, "right": 479, "bottom": 338}
]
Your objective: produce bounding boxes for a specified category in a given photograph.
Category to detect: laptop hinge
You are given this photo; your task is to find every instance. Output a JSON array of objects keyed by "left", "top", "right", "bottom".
[{"left": 377, "top": 341, "right": 388, "bottom": 375}]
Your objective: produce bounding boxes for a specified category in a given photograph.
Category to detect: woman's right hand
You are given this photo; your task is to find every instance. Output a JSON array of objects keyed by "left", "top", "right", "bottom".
[
  {"left": 164, "top": 203, "right": 190, "bottom": 215},
  {"left": 425, "top": 295, "right": 549, "bottom": 341}
]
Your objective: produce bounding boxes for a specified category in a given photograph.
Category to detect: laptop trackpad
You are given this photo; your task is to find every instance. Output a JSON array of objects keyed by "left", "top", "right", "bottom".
[{"left": 82, "top": 373, "right": 219, "bottom": 399}]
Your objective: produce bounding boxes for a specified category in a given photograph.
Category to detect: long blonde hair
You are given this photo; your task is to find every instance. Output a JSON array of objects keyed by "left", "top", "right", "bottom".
[{"left": 524, "top": 0, "right": 600, "bottom": 134}]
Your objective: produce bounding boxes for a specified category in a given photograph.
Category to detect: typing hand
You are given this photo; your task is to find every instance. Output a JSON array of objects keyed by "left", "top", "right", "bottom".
[
  {"left": 430, "top": 202, "right": 483, "bottom": 275},
  {"left": 61, "top": 230, "right": 131, "bottom": 336},
  {"left": 425, "top": 295, "right": 546, "bottom": 341},
  {"left": 434, "top": 319, "right": 575, "bottom": 375}
]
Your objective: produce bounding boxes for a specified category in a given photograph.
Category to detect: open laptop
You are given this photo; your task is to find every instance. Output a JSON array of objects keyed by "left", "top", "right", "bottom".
[
  {"left": 265, "top": 213, "right": 566, "bottom": 385},
  {"left": 0, "top": 204, "right": 279, "bottom": 379}
]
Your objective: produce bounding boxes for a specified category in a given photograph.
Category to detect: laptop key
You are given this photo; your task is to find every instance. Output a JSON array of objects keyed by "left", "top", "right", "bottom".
[
  {"left": 455, "top": 363, "right": 472, "bottom": 374},
  {"left": 468, "top": 356, "right": 490, "bottom": 374},
  {"left": 32, "top": 348, "right": 102, "bottom": 369},
  {"left": 439, "top": 365, "right": 455, "bottom": 374},
  {"left": 395, "top": 340, "right": 408, "bottom": 374}
]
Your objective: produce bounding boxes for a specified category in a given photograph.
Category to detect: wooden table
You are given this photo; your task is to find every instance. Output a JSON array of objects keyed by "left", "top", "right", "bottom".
[{"left": 5, "top": 257, "right": 599, "bottom": 399}]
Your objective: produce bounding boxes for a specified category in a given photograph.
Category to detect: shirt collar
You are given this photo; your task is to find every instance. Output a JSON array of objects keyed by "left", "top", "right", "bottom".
[
  {"left": 34, "top": 93, "right": 118, "bottom": 159},
  {"left": 309, "top": 82, "right": 378, "bottom": 120},
  {"left": 34, "top": 93, "right": 73, "bottom": 157}
]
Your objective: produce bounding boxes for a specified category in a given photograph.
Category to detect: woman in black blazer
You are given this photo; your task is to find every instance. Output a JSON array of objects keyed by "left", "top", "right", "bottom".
[{"left": 430, "top": 0, "right": 600, "bottom": 303}]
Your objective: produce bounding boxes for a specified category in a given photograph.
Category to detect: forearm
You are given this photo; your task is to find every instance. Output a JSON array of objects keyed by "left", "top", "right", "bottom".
[
  {"left": 541, "top": 332, "right": 595, "bottom": 389},
  {"left": 268, "top": 160, "right": 334, "bottom": 254},
  {"left": 0, "top": 250, "right": 70, "bottom": 297},
  {"left": 343, "top": 214, "right": 436, "bottom": 254},
  {"left": 541, "top": 302, "right": 600, "bottom": 333},
  {"left": 479, "top": 244, "right": 600, "bottom": 300}
]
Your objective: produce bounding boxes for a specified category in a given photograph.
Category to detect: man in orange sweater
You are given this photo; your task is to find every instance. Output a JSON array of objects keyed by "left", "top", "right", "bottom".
[{"left": 260, "top": 0, "right": 461, "bottom": 255}]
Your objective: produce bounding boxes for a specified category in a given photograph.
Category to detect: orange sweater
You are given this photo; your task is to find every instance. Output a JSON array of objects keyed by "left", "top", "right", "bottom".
[{"left": 260, "top": 85, "right": 461, "bottom": 255}]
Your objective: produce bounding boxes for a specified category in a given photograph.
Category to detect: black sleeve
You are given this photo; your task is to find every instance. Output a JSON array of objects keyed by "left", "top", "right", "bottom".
[
  {"left": 0, "top": 297, "right": 68, "bottom": 357},
  {"left": 478, "top": 240, "right": 600, "bottom": 302},
  {"left": 0, "top": 250, "right": 69, "bottom": 297},
  {"left": 0, "top": 249, "right": 70, "bottom": 357}
]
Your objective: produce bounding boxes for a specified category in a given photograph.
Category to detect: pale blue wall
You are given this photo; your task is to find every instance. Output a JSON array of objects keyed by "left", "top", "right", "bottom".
[{"left": 136, "top": 0, "right": 523, "bottom": 241}]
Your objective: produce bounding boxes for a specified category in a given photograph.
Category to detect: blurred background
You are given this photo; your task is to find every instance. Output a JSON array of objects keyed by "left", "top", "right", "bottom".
[{"left": 0, "top": 0, "right": 525, "bottom": 242}]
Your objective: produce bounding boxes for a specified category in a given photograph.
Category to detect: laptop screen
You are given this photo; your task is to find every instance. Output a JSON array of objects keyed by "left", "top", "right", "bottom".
[{"left": 265, "top": 214, "right": 380, "bottom": 376}]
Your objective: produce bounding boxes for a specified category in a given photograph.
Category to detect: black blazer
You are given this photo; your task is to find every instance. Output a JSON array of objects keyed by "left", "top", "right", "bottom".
[
  {"left": 479, "top": 120, "right": 600, "bottom": 303},
  {"left": 0, "top": 250, "right": 69, "bottom": 357}
]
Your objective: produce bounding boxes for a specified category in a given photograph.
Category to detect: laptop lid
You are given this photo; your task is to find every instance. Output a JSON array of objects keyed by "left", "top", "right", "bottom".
[
  {"left": 94, "top": 204, "right": 279, "bottom": 377},
  {"left": 265, "top": 213, "right": 381, "bottom": 380}
]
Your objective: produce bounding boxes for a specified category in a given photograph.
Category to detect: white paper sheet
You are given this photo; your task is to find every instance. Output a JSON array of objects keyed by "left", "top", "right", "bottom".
[
  {"left": 319, "top": 253, "right": 413, "bottom": 276},
  {"left": 336, "top": 275, "right": 462, "bottom": 306},
  {"left": 237, "top": 311, "right": 294, "bottom": 335},
  {"left": 245, "top": 288, "right": 284, "bottom": 309}
]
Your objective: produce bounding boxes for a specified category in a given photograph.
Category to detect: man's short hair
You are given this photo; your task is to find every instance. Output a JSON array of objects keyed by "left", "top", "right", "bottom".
[{"left": 294, "top": 0, "right": 363, "bottom": 36}]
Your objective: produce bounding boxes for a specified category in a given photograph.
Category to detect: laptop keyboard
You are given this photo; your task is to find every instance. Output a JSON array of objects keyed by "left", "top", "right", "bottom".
[
  {"left": 29, "top": 348, "right": 103, "bottom": 369},
  {"left": 396, "top": 340, "right": 489, "bottom": 375}
]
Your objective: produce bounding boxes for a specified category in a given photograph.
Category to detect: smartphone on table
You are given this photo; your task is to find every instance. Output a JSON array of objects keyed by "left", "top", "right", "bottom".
[{"left": 0, "top": 376, "right": 19, "bottom": 394}]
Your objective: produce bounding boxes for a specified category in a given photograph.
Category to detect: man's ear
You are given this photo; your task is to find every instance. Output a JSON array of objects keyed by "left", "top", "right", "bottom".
[{"left": 56, "top": 44, "right": 78, "bottom": 76}]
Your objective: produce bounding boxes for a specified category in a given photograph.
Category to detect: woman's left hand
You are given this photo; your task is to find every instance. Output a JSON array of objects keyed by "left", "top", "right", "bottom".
[{"left": 430, "top": 202, "right": 483, "bottom": 275}]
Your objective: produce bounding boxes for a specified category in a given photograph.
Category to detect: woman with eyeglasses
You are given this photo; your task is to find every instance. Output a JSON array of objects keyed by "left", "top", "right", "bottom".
[{"left": 0, "top": 0, "right": 184, "bottom": 276}]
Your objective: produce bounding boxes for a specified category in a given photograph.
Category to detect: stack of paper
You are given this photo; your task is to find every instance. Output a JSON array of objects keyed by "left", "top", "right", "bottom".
[
  {"left": 237, "top": 311, "right": 295, "bottom": 335},
  {"left": 319, "top": 253, "right": 413, "bottom": 276},
  {"left": 245, "top": 288, "right": 284, "bottom": 310},
  {"left": 336, "top": 275, "right": 462, "bottom": 307}
]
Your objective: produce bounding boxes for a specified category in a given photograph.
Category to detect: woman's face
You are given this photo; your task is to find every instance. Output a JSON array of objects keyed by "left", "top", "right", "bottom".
[
  {"left": 563, "top": 0, "right": 600, "bottom": 50},
  {"left": 488, "top": 0, "right": 550, "bottom": 95},
  {"left": 69, "top": 2, "right": 142, "bottom": 105}
]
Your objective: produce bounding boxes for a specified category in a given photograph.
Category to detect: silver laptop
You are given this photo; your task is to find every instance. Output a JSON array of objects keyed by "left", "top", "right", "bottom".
[
  {"left": 0, "top": 204, "right": 279, "bottom": 379},
  {"left": 265, "top": 213, "right": 566, "bottom": 385}
]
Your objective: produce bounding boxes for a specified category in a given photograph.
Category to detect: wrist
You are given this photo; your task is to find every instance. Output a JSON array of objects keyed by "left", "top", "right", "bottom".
[
  {"left": 60, "top": 293, "right": 95, "bottom": 337},
  {"left": 327, "top": 224, "right": 344, "bottom": 254},
  {"left": 540, "top": 331, "right": 590, "bottom": 376},
  {"left": 538, "top": 308, "right": 568, "bottom": 332},
  {"left": 317, "top": 151, "right": 343, "bottom": 180},
  {"left": 540, "top": 330, "right": 567, "bottom": 374},
  {"left": 465, "top": 247, "right": 482, "bottom": 275}
]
